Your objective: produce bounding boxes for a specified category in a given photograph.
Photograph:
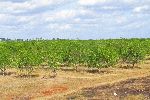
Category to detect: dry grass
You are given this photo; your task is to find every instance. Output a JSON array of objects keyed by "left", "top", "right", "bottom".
[
  {"left": 124, "top": 94, "right": 146, "bottom": 100},
  {"left": 0, "top": 60, "right": 150, "bottom": 100},
  {"left": 64, "top": 75, "right": 150, "bottom": 100}
]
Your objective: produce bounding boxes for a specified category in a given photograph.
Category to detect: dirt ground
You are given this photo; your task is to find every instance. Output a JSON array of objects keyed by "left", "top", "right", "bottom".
[
  {"left": 0, "top": 60, "right": 150, "bottom": 100},
  {"left": 65, "top": 75, "right": 150, "bottom": 100}
]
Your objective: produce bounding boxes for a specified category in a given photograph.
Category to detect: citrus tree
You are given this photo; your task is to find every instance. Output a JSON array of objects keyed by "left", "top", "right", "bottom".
[
  {"left": 0, "top": 43, "right": 12, "bottom": 75},
  {"left": 86, "top": 46, "right": 119, "bottom": 69},
  {"left": 118, "top": 40, "right": 146, "bottom": 67}
]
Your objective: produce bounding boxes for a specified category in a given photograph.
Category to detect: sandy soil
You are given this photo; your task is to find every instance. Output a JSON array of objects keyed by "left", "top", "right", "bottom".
[{"left": 0, "top": 60, "right": 150, "bottom": 100}]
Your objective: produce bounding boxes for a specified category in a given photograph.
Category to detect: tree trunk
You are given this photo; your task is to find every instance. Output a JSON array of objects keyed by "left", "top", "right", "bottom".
[
  {"left": 50, "top": 68, "right": 57, "bottom": 78},
  {"left": 2, "top": 71, "right": 5, "bottom": 76},
  {"left": 75, "top": 65, "right": 78, "bottom": 72},
  {"left": 132, "top": 63, "right": 135, "bottom": 68},
  {"left": 0, "top": 67, "right": 6, "bottom": 76}
]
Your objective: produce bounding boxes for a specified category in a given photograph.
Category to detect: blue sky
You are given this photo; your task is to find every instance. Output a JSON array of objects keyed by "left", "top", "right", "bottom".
[{"left": 0, "top": 0, "right": 150, "bottom": 39}]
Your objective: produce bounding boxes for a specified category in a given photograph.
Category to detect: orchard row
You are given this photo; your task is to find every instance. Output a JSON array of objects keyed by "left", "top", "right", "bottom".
[{"left": 0, "top": 39, "right": 149, "bottom": 75}]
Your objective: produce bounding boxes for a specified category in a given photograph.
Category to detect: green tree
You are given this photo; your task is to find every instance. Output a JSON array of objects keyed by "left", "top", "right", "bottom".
[{"left": 0, "top": 43, "right": 12, "bottom": 75}]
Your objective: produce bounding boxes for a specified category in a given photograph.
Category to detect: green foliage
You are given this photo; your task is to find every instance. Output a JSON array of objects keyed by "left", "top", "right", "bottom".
[
  {"left": 86, "top": 46, "right": 119, "bottom": 68},
  {"left": 0, "top": 43, "right": 12, "bottom": 75},
  {"left": 0, "top": 38, "right": 149, "bottom": 76},
  {"left": 124, "top": 43, "right": 146, "bottom": 66},
  {"left": 117, "top": 40, "right": 146, "bottom": 67}
]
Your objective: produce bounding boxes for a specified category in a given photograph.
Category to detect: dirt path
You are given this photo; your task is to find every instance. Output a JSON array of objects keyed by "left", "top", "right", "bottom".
[{"left": 64, "top": 76, "right": 150, "bottom": 100}]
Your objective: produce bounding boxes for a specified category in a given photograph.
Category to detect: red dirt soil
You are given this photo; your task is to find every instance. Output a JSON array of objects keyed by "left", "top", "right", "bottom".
[
  {"left": 41, "top": 85, "right": 68, "bottom": 96},
  {"left": 6, "top": 85, "right": 68, "bottom": 100}
]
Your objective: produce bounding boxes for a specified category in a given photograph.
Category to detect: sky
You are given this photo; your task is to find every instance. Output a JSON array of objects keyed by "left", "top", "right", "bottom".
[{"left": 0, "top": 0, "right": 150, "bottom": 39}]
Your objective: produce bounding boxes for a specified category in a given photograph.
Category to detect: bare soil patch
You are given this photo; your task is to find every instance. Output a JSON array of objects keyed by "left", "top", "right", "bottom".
[
  {"left": 65, "top": 76, "right": 150, "bottom": 100},
  {"left": 41, "top": 85, "right": 68, "bottom": 96}
]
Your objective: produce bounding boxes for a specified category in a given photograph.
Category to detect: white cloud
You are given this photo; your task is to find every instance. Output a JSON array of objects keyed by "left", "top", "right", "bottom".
[
  {"left": 123, "top": 21, "right": 146, "bottom": 29},
  {"left": 47, "top": 24, "right": 71, "bottom": 30},
  {"left": 60, "top": 24, "right": 71, "bottom": 30},
  {"left": 133, "top": 5, "right": 149, "bottom": 13},
  {"left": 0, "top": 13, "right": 37, "bottom": 25},
  {"left": 79, "top": 8, "right": 95, "bottom": 15},
  {"left": 74, "top": 18, "right": 81, "bottom": 23},
  {"left": 78, "top": 0, "right": 107, "bottom": 5},
  {"left": 0, "top": 14, "right": 6, "bottom": 20},
  {"left": 122, "top": 0, "right": 136, "bottom": 4},
  {"left": 116, "top": 16, "right": 127, "bottom": 24},
  {"left": 102, "top": 6, "right": 118, "bottom": 10},
  {"left": 44, "top": 9, "right": 77, "bottom": 22},
  {"left": 55, "top": 10, "right": 76, "bottom": 19},
  {"left": 0, "top": 14, "right": 15, "bottom": 24},
  {"left": 0, "top": 0, "right": 65, "bottom": 13},
  {"left": 0, "top": 0, "right": 150, "bottom": 39},
  {"left": 44, "top": 8, "right": 95, "bottom": 22}
]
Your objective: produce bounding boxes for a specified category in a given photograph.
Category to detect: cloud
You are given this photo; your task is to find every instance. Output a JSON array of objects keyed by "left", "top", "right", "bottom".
[
  {"left": 78, "top": 0, "right": 108, "bottom": 5},
  {"left": 0, "top": 0, "right": 65, "bottom": 14},
  {"left": 0, "top": 14, "right": 6, "bottom": 21},
  {"left": 47, "top": 24, "right": 72, "bottom": 30},
  {"left": 0, "top": 0, "right": 150, "bottom": 39},
  {"left": 133, "top": 5, "right": 149, "bottom": 13},
  {"left": 44, "top": 9, "right": 77, "bottom": 22},
  {"left": 101, "top": 6, "right": 118, "bottom": 10},
  {"left": 116, "top": 16, "right": 128, "bottom": 24}
]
